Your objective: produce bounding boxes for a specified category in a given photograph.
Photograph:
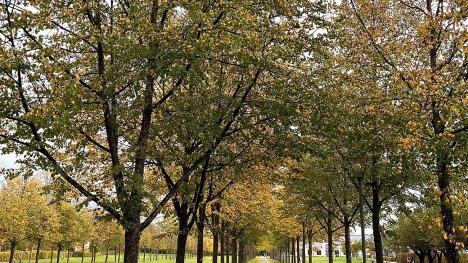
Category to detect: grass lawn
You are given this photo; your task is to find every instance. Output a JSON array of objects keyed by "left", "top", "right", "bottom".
[
  {"left": 273, "top": 257, "right": 365, "bottom": 263},
  {"left": 32, "top": 255, "right": 366, "bottom": 263},
  {"left": 36, "top": 255, "right": 222, "bottom": 263}
]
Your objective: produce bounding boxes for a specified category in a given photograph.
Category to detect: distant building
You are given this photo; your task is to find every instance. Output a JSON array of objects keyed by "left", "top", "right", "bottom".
[{"left": 293, "top": 241, "right": 343, "bottom": 257}]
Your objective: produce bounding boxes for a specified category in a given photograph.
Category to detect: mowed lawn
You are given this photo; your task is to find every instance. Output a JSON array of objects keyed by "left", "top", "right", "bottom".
[
  {"left": 37, "top": 255, "right": 223, "bottom": 263},
  {"left": 273, "top": 257, "right": 365, "bottom": 263},
  {"left": 34, "top": 255, "right": 365, "bottom": 263}
]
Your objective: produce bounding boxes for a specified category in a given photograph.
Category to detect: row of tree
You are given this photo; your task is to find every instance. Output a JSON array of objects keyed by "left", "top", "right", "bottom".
[
  {"left": 266, "top": 1, "right": 467, "bottom": 263},
  {"left": 0, "top": 1, "right": 466, "bottom": 263},
  {"left": 0, "top": 173, "right": 273, "bottom": 263}
]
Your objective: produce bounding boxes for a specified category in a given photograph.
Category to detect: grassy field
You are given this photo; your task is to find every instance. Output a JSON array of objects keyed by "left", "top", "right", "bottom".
[
  {"left": 31, "top": 255, "right": 366, "bottom": 263},
  {"left": 36, "top": 255, "right": 223, "bottom": 263},
  {"left": 276, "top": 257, "right": 365, "bottom": 263}
]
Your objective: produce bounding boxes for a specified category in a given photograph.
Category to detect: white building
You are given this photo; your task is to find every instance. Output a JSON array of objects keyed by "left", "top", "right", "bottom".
[{"left": 292, "top": 241, "right": 343, "bottom": 257}]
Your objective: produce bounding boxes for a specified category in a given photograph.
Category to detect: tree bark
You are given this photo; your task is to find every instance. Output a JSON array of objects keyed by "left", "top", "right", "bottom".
[
  {"left": 358, "top": 176, "right": 366, "bottom": 263},
  {"left": 344, "top": 219, "right": 352, "bottom": 263},
  {"left": 226, "top": 230, "right": 230, "bottom": 263},
  {"left": 371, "top": 184, "right": 383, "bottom": 263},
  {"left": 427, "top": 250, "right": 435, "bottom": 263},
  {"left": 287, "top": 237, "right": 290, "bottom": 263},
  {"left": 212, "top": 203, "right": 220, "bottom": 263},
  {"left": 415, "top": 251, "right": 425, "bottom": 263},
  {"left": 176, "top": 215, "right": 190, "bottom": 263},
  {"left": 124, "top": 223, "right": 141, "bottom": 263},
  {"left": 292, "top": 237, "right": 295, "bottom": 263},
  {"left": 9, "top": 239, "right": 16, "bottom": 263},
  {"left": 196, "top": 203, "right": 206, "bottom": 263},
  {"left": 50, "top": 247, "right": 54, "bottom": 263},
  {"left": 90, "top": 243, "right": 94, "bottom": 263},
  {"left": 238, "top": 239, "right": 245, "bottom": 263},
  {"left": 35, "top": 239, "right": 42, "bottom": 263},
  {"left": 307, "top": 230, "right": 312, "bottom": 263},
  {"left": 220, "top": 222, "right": 225, "bottom": 263},
  {"left": 326, "top": 213, "right": 333, "bottom": 263},
  {"left": 106, "top": 241, "right": 110, "bottom": 263},
  {"left": 81, "top": 244, "right": 85, "bottom": 263},
  {"left": 67, "top": 250, "right": 70, "bottom": 263},
  {"left": 231, "top": 237, "right": 238, "bottom": 263},
  {"left": 436, "top": 151, "right": 458, "bottom": 263},
  {"left": 302, "top": 225, "right": 306, "bottom": 263},
  {"left": 296, "top": 236, "right": 300, "bottom": 263}
]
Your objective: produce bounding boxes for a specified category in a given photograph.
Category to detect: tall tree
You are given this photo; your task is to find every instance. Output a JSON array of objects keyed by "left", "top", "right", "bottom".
[
  {"left": 340, "top": 1, "right": 467, "bottom": 261},
  {"left": 0, "top": 3, "right": 323, "bottom": 263},
  {"left": 0, "top": 179, "right": 29, "bottom": 263}
]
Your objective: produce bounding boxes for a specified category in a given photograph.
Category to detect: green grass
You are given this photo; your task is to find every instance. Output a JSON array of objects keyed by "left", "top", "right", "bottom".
[
  {"left": 272, "top": 257, "right": 387, "bottom": 263},
  {"left": 35, "top": 255, "right": 225, "bottom": 263},
  {"left": 32, "top": 255, "right": 367, "bottom": 263}
]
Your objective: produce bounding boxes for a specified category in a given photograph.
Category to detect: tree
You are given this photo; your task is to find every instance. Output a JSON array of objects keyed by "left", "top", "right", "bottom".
[
  {"left": 295, "top": 155, "right": 359, "bottom": 263},
  {"left": 52, "top": 202, "right": 84, "bottom": 263},
  {"left": 220, "top": 165, "right": 283, "bottom": 263},
  {"left": 23, "top": 180, "right": 59, "bottom": 263},
  {"left": 0, "top": 179, "right": 28, "bottom": 263},
  {"left": 387, "top": 208, "right": 444, "bottom": 263},
  {"left": 0, "top": 3, "right": 325, "bottom": 263},
  {"left": 94, "top": 218, "right": 123, "bottom": 263},
  {"left": 340, "top": 1, "right": 467, "bottom": 262}
]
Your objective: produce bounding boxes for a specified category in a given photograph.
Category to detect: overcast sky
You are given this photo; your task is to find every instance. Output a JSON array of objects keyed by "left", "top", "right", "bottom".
[
  {"left": 0, "top": 154, "right": 16, "bottom": 168},
  {"left": 0, "top": 154, "right": 18, "bottom": 183}
]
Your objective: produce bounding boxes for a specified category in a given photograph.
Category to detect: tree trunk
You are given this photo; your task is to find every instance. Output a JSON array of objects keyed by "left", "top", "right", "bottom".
[
  {"left": 196, "top": 203, "right": 206, "bottom": 263},
  {"left": 226, "top": 231, "right": 230, "bottom": 263},
  {"left": 176, "top": 215, "right": 190, "bottom": 263},
  {"left": 371, "top": 184, "right": 383, "bottom": 263},
  {"left": 124, "top": 224, "right": 141, "bottom": 263},
  {"left": 213, "top": 203, "right": 220, "bottom": 263},
  {"left": 81, "top": 244, "right": 85, "bottom": 263},
  {"left": 67, "top": 250, "right": 70, "bottom": 263},
  {"left": 292, "top": 237, "right": 295, "bottom": 263},
  {"left": 231, "top": 238, "right": 238, "bottom": 263},
  {"left": 302, "top": 225, "right": 306, "bottom": 263},
  {"left": 358, "top": 176, "right": 366, "bottom": 263},
  {"left": 9, "top": 239, "right": 16, "bottom": 263},
  {"left": 220, "top": 222, "right": 225, "bottom": 263},
  {"left": 196, "top": 218, "right": 205, "bottom": 263},
  {"left": 287, "top": 237, "right": 290, "bottom": 263},
  {"left": 213, "top": 226, "right": 219, "bottom": 263},
  {"left": 35, "top": 239, "right": 42, "bottom": 263},
  {"left": 238, "top": 239, "right": 245, "bottom": 263},
  {"left": 90, "top": 244, "right": 94, "bottom": 263},
  {"left": 427, "top": 251, "right": 435, "bottom": 263},
  {"left": 50, "top": 247, "right": 54, "bottom": 263},
  {"left": 344, "top": 219, "right": 352, "bottom": 263},
  {"left": 326, "top": 213, "right": 333, "bottom": 263},
  {"left": 29, "top": 245, "right": 33, "bottom": 263},
  {"left": 415, "top": 252, "right": 425, "bottom": 263},
  {"left": 307, "top": 230, "right": 312, "bottom": 263},
  {"left": 296, "top": 236, "right": 300, "bottom": 263},
  {"left": 106, "top": 242, "right": 110, "bottom": 263},
  {"left": 118, "top": 245, "right": 121, "bottom": 263},
  {"left": 436, "top": 151, "right": 459, "bottom": 263}
]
